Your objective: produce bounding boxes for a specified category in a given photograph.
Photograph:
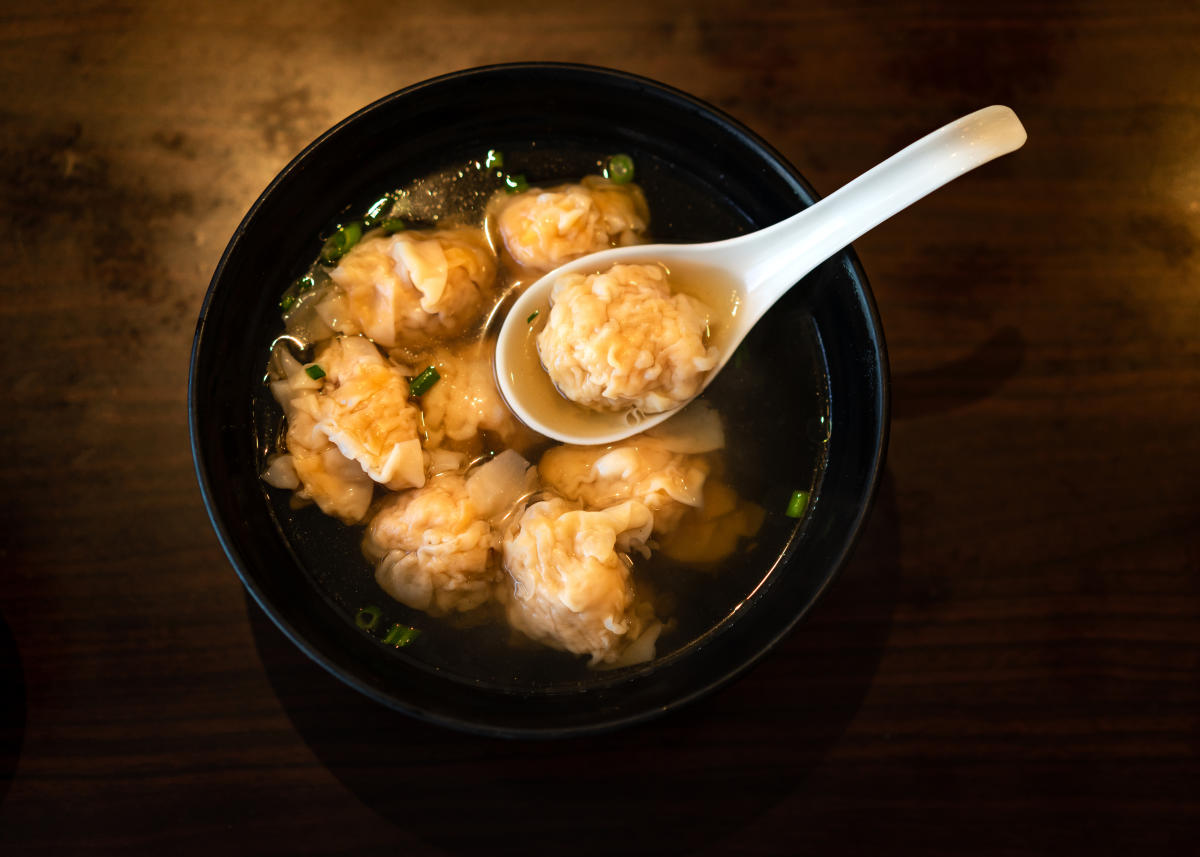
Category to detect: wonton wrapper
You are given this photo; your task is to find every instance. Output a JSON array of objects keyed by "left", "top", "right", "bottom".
[
  {"left": 311, "top": 336, "right": 425, "bottom": 492},
  {"left": 330, "top": 227, "right": 496, "bottom": 347},
  {"left": 502, "top": 497, "right": 658, "bottom": 665},
  {"left": 538, "top": 440, "right": 709, "bottom": 535},
  {"left": 537, "top": 263, "right": 719, "bottom": 413},
  {"left": 659, "top": 480, "right": 766, "bottom": 565},
  {"left": 389, "top": 340, "right": 527, "bottom": 452},
  {"left": 265, "top": 344, "right": 375, "bottom": 524},
  {"left": 365, "top": 472, "right": 498, "bottom": 615},
  {"left": 495, "top": 176, "right": 647, "bottom": 271},
  {"left": 363, "top": 451, "right": 537, "bottom": 616}
]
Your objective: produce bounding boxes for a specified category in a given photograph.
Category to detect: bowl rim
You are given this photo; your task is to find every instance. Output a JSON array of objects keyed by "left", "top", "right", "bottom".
[{"left": 189, "top": 61, "right": 891, "bottom": 738}]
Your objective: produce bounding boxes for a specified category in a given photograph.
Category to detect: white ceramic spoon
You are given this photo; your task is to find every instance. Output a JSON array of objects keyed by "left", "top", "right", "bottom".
[{"left": 495, "top": 105, "right": 1027, "bottom": 445}]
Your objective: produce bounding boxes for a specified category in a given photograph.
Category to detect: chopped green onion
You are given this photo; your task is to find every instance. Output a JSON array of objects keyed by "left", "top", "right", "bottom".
[
  {"left": 379, "top": 217, "right": 406, "bottom": 234},
  {"left": 295, "top": 273, "right": 316, "bottom": 292},
  {"left": 526, "top": 310, "right": 540, "bottom": 324},
  {"left": 485, "top": 149, "right": 504, "bottom": 168},
  {"left": 305, "top": 364, "right": 326, "bottom": 380},
  {"left": 279, "top": 294, "right": 296, "bottom": 311},
  {"left": 355, "top": 606, "right": 381, "bottom": 630},
  {"left": 383, "top": 624, "right": 421, "bottom": 647},
  {"left": 408, "top": 365, "right": 440, "bottom": 397},
  {"left": 785, "top": 489, "right": 810, "bottom": 519},
  {"left": 504, "top": 173, "right": 529, "bottom": 193},
  {"left": 319, "top": 220, "right": 364, "bottom": 264},
  {"left": 605, "top": 153, "right": 635, "bottom": 184}
]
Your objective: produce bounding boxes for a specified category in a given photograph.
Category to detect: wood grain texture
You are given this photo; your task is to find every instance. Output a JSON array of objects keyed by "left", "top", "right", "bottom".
[{"left": 1, "top": 0, "right": 1197, "bottom": 854}]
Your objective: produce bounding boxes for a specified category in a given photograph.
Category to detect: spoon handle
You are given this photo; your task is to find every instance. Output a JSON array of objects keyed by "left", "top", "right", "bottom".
[{"left": 732, "top": 105, "right": 1027, "bottom": 326}]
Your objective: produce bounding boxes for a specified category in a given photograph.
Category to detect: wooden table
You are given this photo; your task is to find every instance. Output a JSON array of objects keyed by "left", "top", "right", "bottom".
[{"left": 2, "top": 1, "right": 1197, "bottom": 854}]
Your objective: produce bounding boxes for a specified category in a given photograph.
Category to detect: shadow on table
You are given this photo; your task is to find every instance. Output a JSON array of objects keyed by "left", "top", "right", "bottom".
[
  {"left": 0, "top": 609, "right": 26, "bottom": 810},
  {"left": 891, "top": 325, "right": 1026, "bottom": 420},
  {"left": 248, "top": 475, "right": 900, "bottom": 856}
]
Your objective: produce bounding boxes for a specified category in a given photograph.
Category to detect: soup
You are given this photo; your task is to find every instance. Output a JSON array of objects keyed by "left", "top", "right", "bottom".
[{"left": 252, "top": 146, "right": 829, "bottom": 687}]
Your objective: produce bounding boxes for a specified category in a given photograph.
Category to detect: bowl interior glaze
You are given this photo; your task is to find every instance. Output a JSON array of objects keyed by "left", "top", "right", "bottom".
[{"left": 189, "top": 63, "right": 888, "bottom": 737}]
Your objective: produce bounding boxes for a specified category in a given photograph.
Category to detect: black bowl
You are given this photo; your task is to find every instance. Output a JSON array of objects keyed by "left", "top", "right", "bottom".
[{"left": 189, "top": 63, "right": 889, "bottom": 738}]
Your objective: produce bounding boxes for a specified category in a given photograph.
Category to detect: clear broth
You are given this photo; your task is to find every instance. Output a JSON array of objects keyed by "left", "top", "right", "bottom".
[{"left": 254, "top": 145, "right": 830, "bottom": 690}]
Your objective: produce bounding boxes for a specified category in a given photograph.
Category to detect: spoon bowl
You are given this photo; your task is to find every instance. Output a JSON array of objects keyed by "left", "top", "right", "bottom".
[{"left": 497, "top": 105, "right": 1027, "bottom": 445}]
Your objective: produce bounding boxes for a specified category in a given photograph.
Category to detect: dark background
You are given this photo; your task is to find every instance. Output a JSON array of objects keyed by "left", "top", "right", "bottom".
[{"left": 1, "top": 1, "right": 1197, "bottom": 854}]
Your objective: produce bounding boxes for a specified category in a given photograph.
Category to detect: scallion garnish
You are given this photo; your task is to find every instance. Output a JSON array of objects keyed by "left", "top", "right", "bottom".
[
  {"left": 485, "top": 149, "right": 504, "bottom": 168},
  {"left": 785, "top": 489, "right": 810, "bottom": 519},
  {"left": 504, "top": 173, "right": 529, "bottom": 193},
  {"left": 279, "top": 294, "right": 297, "bottom": 311},
  {"left": 305, "top": 364, "right": 326, "bottom": 380},
  {"left": 319, "top": 220, "right": 364, "bottom": 264},
  {"left": 380, "top": 217, "right": 406, "bottom": 234},
  {"left": 295, "top": 273, "right": 316, "bottom": 292},
  {"left": 355, "top": 606, "right": 382, "bottom": 630},
  {"left": 526, "top": 310, "right": 539, "bottom": 324},
  {"left": 408, "top": 365, "right": 440, "bottom": 397},
  {"left": 605, "top": 153, "right": 635, "bottom": 184},
  {"left": 383, "top": 624, "right": 421, "bottom": 647}
]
